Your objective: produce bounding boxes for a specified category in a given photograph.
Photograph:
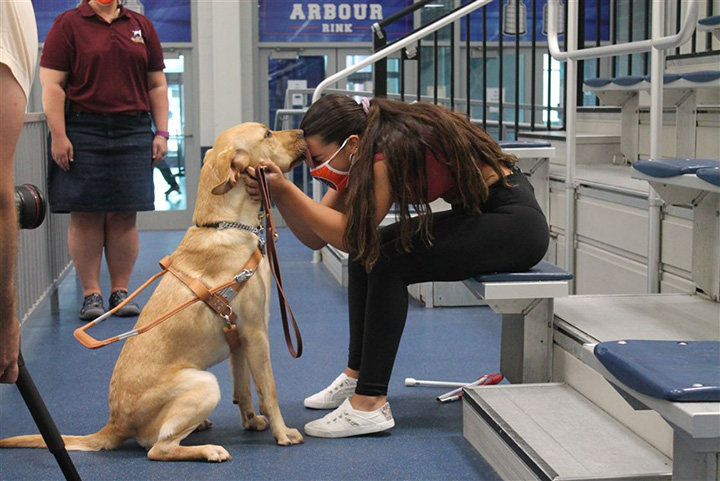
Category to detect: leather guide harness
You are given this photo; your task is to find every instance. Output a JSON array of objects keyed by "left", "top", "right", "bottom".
[{"left": 73, "top": 167, "right": 303, "bottom": 358}]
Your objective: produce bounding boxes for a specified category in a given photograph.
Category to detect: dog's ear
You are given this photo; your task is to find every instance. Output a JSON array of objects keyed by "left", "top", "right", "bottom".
[{"left": 211, "top": 148, "right": 251, "bottom": 195}]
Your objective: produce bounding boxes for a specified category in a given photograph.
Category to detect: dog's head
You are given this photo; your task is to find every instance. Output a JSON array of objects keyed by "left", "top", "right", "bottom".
[{"left": 194, "top": 123, "right": 307, "bottom": 225}]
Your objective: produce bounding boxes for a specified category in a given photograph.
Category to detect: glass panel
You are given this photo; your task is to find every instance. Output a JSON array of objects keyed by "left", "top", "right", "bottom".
[
  {"left": 542, "top": 53, "right": 562, "bottom": 125},
  {"left": 268, "top": 55, "right": 327, "bottom": 196},
  {"left": 153, "top": 55, "right": 187, "bottom": 212},
  {"left": 345, "top": 55, "right": 373, "bottom": 93},
  {"left": 268, "top": 55, "right": 327, "bottom": 130}
]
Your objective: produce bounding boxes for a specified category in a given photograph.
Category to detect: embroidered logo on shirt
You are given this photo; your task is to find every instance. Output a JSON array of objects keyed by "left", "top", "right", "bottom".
[{"left": 131, "top": 30, "right": 144, "bottom": 44}]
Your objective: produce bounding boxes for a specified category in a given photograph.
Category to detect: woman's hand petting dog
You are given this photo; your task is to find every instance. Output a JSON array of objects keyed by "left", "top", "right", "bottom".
[{"left": 242, "top": 160, "right": 287, "bottom": 202}]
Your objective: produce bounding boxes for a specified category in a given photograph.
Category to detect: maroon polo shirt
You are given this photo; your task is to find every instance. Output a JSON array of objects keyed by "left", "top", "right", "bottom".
[{"left": 40, "top": 0, "right": 165, "bottom": 114}]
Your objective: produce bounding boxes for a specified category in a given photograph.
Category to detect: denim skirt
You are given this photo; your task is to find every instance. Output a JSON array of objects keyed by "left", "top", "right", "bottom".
[{"left": 47, "top": 112, "right": 155, "bottom": 213}]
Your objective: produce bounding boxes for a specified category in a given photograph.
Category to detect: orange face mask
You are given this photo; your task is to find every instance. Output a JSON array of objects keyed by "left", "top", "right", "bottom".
[{"left": 306, "top": 138, "right": 351, "bottom": 191}]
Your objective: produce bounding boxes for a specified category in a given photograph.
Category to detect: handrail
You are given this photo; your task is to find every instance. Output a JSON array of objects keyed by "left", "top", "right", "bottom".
[
  {"left": 312, "top": 0, "right": 494, "bottom": 103},
  {"left": 546, "top": 0, "right": 700, "bottom": 295},
  {"left": 547, "top": 0, "right": 699, "bottom": 61}
]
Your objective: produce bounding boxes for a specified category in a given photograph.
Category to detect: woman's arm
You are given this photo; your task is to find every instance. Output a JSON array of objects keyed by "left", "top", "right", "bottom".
[
  {"left": 39, "top": 67, "right": 72, "bottom": 171},
  {"left": 147, "top": 70, "right": 168, "bottom": 164},
  {"left": 243, "top": 162, "right": 345, "bottom": 250},
  {"left": 243, "top": 159, "right": 394, "bottom": 251}
]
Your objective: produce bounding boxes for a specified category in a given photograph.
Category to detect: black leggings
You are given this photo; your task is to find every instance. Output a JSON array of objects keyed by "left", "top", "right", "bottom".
[{"left": 347, "top": 173, "right": 549, "bottom": 396}]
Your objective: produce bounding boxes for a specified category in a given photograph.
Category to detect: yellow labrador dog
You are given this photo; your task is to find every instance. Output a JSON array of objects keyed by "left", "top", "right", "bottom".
[{"left": 0, "top": 123, "right": 307, "bottom": 461}]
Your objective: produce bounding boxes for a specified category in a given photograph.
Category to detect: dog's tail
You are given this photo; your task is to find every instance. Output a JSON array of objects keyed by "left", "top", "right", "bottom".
[{"left": 0, "top": 424, "right": 126, "bottom": 451}]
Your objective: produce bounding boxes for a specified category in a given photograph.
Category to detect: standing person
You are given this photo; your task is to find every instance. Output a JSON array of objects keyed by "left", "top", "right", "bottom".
[
  {"left": 0, "top": 0, "right": 38, "bottom": 383},
  {"left": 40, "top": 0, "right": 169, "bottom": 320},
  {"left": 242, "top": 94, "right": 549, "bottom": 438}
]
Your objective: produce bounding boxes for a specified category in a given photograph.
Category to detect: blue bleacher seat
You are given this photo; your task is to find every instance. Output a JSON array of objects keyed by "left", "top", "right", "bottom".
[
  {"left": 473, "top": 260, "right": 573, "bottom": 283},
  {"left": 632, "top": 158, "right": 720, "bottom": 178},
  {"left": 594, "top": 340, "right": 720, "bottom": 402},
  {"left": 498, "top": 140, "right": 552, "bottom": 149},
  {"left": 697, "top": 166, "right": 720, "bottom": 187},
  {"left": 584, "top": 77, "right": 612, "bottom": 88},
  {"left": 612, "top": 75, "right": 645, "bottom": 87},
  {"left": 642, "top": 73, "right": 682, "bottom": 84},
  {"left": 680, "top": 70, "right": 720, "bottom": 83},
  {"left": 698, "top": 15, "right": 720, "bottom": 27}
]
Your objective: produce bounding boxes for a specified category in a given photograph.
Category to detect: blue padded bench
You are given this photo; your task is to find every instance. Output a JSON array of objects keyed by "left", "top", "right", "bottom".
[
  {"left": 631, "top": 158, "right": 720, "bottom": 301},
  {"left": 464, "top": 260, "right": 573, "bottom": 384},
  {"left": 631, "top": 158, "right": 720, "bottom": 204},
  {"left": 633, "top": 158, "right": 720, "bottom": 178},
  {"left": 698, "top": 15, "right": 720, "bottom": 39},
  {"left": 498, "top": 140, "right": 552, "bottom": 149},
  {"left": 589, "top": 340, "right": 720, "bottom": 480},
  {"left": 697, "top": 166, "right": 720, "bottom": 187}
]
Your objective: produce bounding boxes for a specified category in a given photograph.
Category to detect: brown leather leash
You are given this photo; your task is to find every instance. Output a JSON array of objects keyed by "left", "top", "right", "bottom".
[
  {"left": 73, "top": 166, "right": 302, "bottom": 358},
  {"left": 257, "top": 166, "right": 303, "bottom": 358}
]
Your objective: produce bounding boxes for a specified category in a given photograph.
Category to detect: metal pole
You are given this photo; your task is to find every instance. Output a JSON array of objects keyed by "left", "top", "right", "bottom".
[
  {"left": 564, "top": 0, "right": 578, "bottom": 289},
  {"left": 646, "top": 0, "right": 665, "bottom": 293}
]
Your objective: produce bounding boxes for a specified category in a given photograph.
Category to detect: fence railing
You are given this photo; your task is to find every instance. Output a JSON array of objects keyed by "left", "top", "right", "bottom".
[{"left": 13, "top": 114, "right": 72, "bottom": 324}]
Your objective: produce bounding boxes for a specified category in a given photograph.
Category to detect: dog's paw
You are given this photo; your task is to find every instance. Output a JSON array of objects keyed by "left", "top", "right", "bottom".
[
  {"left": 202, "top": 445, "right": 232, "bottom": 462},
  {"left": 195, "top": 419, "right": 213, "bottom": 432},
  {"left": 275, "top": 428, "right": 304, "bottom": 446},
  {"left": 242, "top": 414, "right": 269, "bottom": 431}
]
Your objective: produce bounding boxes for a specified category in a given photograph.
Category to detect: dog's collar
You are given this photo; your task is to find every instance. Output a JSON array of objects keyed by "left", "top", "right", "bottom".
[{"left": 196, "top": 221, "right": 263, "bottom": 236}]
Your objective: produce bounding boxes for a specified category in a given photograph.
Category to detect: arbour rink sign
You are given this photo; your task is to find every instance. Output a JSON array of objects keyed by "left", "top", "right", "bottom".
[{"left": 259, "top": 0, "right": 413, "bottom": 43}]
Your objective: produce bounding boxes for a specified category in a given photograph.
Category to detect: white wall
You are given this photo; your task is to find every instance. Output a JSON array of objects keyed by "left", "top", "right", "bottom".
[{"left": 197, "top": 0, "right": 258, "bottom": 149}]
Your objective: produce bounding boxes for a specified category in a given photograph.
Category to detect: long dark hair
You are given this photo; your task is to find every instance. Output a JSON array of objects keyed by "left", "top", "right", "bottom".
[{"left": 301, "top": 94, "right": 517, "bottom": 271}]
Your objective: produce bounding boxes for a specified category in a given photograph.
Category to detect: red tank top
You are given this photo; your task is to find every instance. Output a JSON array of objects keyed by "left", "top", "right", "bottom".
[{"left": 374, "top": 149, "right": 457, "bottom": 202}]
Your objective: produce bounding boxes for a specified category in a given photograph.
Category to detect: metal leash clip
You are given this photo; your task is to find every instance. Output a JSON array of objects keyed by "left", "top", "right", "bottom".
[{"left": 234, "top": 269, "right": 255, "bottom": 284}]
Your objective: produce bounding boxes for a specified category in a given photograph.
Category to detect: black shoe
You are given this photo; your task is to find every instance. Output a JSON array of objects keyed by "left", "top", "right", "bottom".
[
  {"left": 165, "top": 185, "right": 181, "bottom": 199},
  {"left": 79, "top": 293, "right": 105, "bottom": 321},
  {"left": 109, "top": 290, "right": 141, "bottom": 317}
]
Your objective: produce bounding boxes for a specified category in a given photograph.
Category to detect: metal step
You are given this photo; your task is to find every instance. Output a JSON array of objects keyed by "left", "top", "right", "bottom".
[{"left": 463, "top": 383, "right": 672, "bottom": 481}]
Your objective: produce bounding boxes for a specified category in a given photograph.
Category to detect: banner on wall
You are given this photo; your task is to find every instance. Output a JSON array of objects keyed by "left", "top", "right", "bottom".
[
  {"left": 31, "top": 0, "right": 191, "bottom": 43},
  {"left": 259, "top": 0, "right": 414, "bottom": 43}
]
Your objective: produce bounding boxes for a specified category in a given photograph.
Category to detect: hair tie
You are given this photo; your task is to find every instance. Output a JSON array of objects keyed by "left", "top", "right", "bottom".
[{"left": 359, "top": 97, "right": 371, "bottom": 114}]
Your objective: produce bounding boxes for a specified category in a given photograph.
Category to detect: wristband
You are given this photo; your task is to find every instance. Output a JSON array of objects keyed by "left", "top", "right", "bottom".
[{"left": 155, "top": 130, "right": 170, "bottom": 139}]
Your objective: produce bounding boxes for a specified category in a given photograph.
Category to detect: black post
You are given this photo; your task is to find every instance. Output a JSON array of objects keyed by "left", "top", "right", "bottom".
[
  {"left": 433, "top": 31, "right": 439, "bottom": 104},
  {"left": 531, "top": 0, "right": 537, "bottom": 130},
  {"left": 482, "top": 7, "right": 488, "bottom": 131},
  {"left": 595, "top": 0, "right": 601, "bottom": 106},
  {"left": 514, "top": 0, "right": 520, "bottom": 139},
  {"left": 450, "top": 22, "right": 455, "bottom": 110},
  {"left": 643, "top": 0, "right": 650, "bottom": 75},
  {"left": 628, "top": 0, "right": 633, "bottom": 74},
  {"left": 373, "top": 24, "right": 388, "bottom": 98},
  {"left": 498, "top": 1, "right": 504, "bottom": 139},
  {"left": 466, "top": 14, "right": 471, "bottom": 117},
  {"left": 577, "top": 0, "right": 586, "bottom": 108}
]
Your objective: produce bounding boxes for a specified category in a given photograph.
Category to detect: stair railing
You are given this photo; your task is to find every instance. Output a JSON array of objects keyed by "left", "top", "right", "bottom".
[
  {"left": 547, "top": 0, "right": 700, "bottom": 294},
  {"left": 312, "top": 0, "right": 494, "bottom": 104}
]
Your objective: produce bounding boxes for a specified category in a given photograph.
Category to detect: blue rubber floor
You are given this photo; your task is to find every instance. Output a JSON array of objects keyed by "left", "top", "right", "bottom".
[{"left": 1, "top": 228, "right": 502, "bottom": 481}]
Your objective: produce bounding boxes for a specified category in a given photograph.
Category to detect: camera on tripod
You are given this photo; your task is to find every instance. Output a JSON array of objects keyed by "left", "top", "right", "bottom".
[{"left": 15, "top": 183, "right": 46, "bottom": 230}]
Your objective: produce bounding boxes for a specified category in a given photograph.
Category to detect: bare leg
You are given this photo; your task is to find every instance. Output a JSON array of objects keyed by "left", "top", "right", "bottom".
[
  {"left": 104, "top": 212, "right": 138, "bottom": 292},
  {"left": 0, "top": 64, "right": 27, "bottom": 383},
  {"left": 68, "top": 212, "right": 105, "bottom": 296}
]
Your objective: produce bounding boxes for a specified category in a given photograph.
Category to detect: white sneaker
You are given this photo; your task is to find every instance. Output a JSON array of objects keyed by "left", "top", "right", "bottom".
[
  {"left": 304, "top": 373, "right": 357, "bottom": 409},
  {"left": 304, "top": 398, "right": 395, "bottom": 438}
]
